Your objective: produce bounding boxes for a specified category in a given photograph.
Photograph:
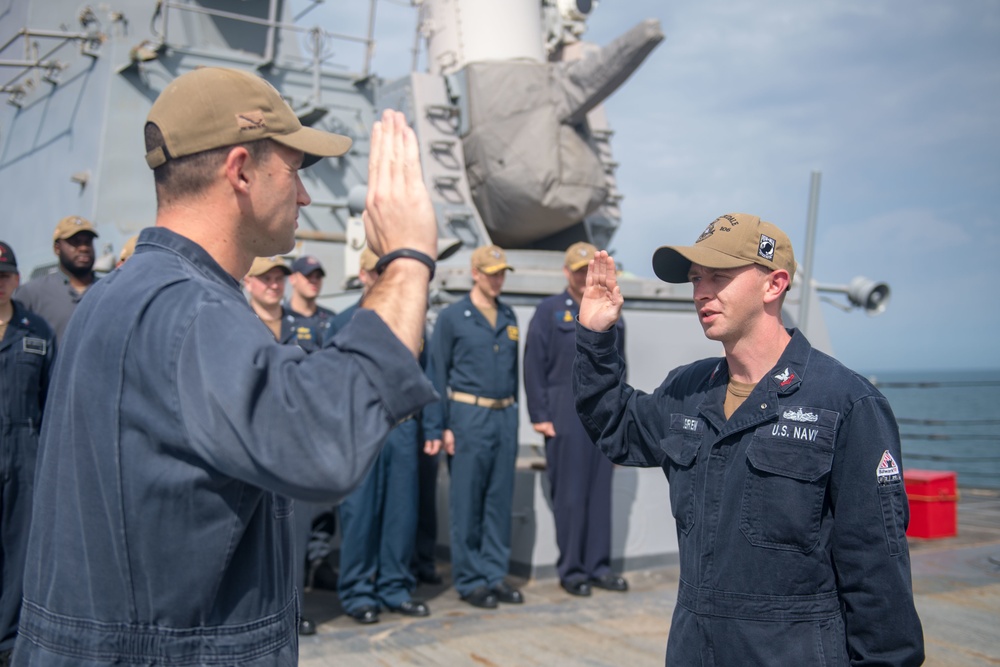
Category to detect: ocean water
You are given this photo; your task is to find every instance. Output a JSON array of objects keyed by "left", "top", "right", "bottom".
[{"left": 865, "top": 368, "right": 1000, "bottom": 490}]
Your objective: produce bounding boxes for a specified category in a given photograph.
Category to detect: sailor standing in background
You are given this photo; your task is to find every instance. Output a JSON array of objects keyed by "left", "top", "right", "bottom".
[
  {"left": 287, "top": 255, "right": 336, "bottom": 343},
  {"left": 425, "top": 245, "right": 524, "bottom": 610},
  {"left": 330, "top": 247, "right": 430, "bottom": 624},
  {"left": 244, "top": 256, "right": 319, "bottom": 352},
  {"left": 14, "top": 215, "right": 99, "bottom": 344},
  {"left": 524, "top": 242, "right": 628, "bottom": 597},
  {"left": 0, "top": 241, "right": 55, "bottom": 666}
]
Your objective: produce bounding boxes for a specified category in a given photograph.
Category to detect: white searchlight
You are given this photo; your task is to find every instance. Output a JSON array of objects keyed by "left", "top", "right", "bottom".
[{"left": 815, "top": 277, "right": 891, "bottom": 316}]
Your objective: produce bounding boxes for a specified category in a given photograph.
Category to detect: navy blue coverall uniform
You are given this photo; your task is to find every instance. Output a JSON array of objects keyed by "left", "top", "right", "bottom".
[
  {"left": 425, "top": 294, "right": 519, "bottom": 597},
  {"left": 287, "top": 301, "right": 335, "bottom": 346},
  {"left": 574, "top": 325, "right": 924, "bottom": 666},
  {"left": 13, "top": 228, "right": 437, "bottom": 666},
  {"left": 330, "top": 303, "right": 423, "bottom": 613},
  {"left": 524, "top": 290, "right": 624, "bottom": 586},
  {"left": 272, "top": 308, "right": 320, "bottom": 622},
  {"left": 278, "top": 307, "right": 320, "bottom": 352},
  {"left": 0, "top": 302, "right": 54, "bottom": 655}
]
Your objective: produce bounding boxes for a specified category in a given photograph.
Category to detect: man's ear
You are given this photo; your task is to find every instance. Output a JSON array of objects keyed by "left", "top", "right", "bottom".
[
  {"left": 224, "top": 146, "right": 253, "bottom": 194},
  {"left": 764, "top": 269, "right": 790, "bottom": 303}
]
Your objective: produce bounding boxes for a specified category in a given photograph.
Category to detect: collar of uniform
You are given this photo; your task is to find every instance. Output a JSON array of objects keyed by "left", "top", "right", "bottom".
[
  {"left": 560, "top": 288, "right": 579, "bottom": 309},
  {"left": 460, "top": 293, "right": 511, "bottom": 326},
  {"left": 766, "top": 328, "right": 810, "bottom": 395},
  {"left": 136, "top": 227, "right": 241, "bottom": 290}
]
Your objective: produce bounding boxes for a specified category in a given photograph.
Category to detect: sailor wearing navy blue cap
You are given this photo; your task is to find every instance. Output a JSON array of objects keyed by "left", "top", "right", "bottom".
[
  {"left": 287, "top": 255, "right": 336, "bottom": 343},
  {"left": 424, "top": 245, "right": 523, "bottom": 610}
]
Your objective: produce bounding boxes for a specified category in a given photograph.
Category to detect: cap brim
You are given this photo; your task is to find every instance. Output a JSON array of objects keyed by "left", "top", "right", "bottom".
[
  {"left": 566, "top": 260, "right": 590, "bottom": 271},
  {"left": 652, "top": 245, "right": 751, "bottom": 283},
  {"left": 55, "top": 229, "right": 98, "bottom": 241},
  {"left": 248, "top": 265, "right": 291, "bottom": 277},
  {"left": 480, "top": 264, "right": 513, "bottom": 275},
  {"left": 273, "top": 126, "right": 352, "bottom": 168},
  {"left": 0, "top": 262, "right": 17, "bottom": 273}
]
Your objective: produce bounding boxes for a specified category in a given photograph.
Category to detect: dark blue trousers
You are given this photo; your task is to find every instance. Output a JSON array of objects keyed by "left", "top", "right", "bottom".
[
  {"left": 337, "top": 419, "right": 419, "bottom": 611},
  {"left": 546, "top": 386, "right": 613, "bottom": 585},
  {"left": 1, "top": 426, "right": 38, "bottom": 653},
  {"left": 411, "top": 449, "right": 440, "bottom": 579},
  {"left": 447, "top": 402, "right": 518, "bottom": 596}
]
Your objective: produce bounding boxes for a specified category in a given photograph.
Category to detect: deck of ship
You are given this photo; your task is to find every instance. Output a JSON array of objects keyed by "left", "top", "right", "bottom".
[{"left": 299, "top": 488, "right": 1000, "bottom": 666}]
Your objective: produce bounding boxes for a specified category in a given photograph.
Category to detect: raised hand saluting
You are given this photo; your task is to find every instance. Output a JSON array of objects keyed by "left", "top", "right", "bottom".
[{"left": 578, "top": 250, "right": 624, "bottom": 333}]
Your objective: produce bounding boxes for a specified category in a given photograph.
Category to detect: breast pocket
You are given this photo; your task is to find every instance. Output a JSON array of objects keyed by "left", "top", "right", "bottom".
[
  {"left": 13, "top": 349, "right": 46, "bottom": 420},
  {"left": 741, "top": 429, "right": 834, "bottom": 553},
  {"left": 659, "top": 429, "right": 701, "bottom": 535}
]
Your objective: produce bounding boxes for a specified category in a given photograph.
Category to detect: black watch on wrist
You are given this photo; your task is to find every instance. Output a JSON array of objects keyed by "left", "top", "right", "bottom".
[{"left": 373, "top": 248, "right": 436, "bottom": 280}]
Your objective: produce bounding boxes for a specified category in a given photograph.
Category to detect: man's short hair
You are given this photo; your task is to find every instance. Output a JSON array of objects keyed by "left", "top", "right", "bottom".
[{"left": 145, "top": 123, "right": 271, "bottom": 199}]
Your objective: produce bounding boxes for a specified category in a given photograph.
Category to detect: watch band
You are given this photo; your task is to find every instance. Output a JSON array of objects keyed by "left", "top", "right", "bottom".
[{"left": 373, "top": 248, "right": 436, "bottom": 280}]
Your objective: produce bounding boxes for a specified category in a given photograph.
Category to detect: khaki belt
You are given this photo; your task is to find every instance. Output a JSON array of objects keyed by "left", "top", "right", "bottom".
[{"left": 449, "top": 391, "right": 515, "bottom": 409}]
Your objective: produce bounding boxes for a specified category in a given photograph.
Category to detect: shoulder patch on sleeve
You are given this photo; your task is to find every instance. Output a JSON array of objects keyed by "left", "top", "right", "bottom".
[{"left": 877, "top": 450, "right": 901, "bottom": 484}]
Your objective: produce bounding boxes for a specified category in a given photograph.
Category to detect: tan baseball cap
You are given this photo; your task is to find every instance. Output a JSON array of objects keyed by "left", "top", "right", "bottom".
[
  {"left": 652, "top": 213, "right": 795, "bottom": 286},
  {"left": 53, "top": 215, "right": 98, "bottom": 241},
  {"left": 145, "top": 67, "right": 352, "bottom": 169},
  {"left": 564, "top": 242, "right": 597, "bottom": 271},
  {"left": 246, "top": 256, "right": 291, "bottom": 278},
  {"left": 471, "top": 244, "right": 513, "bottom": 275}
]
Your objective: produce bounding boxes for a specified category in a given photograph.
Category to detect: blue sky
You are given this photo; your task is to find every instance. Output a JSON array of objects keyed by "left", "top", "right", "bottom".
[{"left": 294, "top": 0, "right": 1000, "bottom": 373}]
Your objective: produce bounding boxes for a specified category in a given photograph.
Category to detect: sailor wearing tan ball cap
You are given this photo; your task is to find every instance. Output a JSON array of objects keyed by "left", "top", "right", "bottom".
[
  {"left": 425, "top": 243, "right": 524, "bottom": 610},
  {"left": 16, "top": 66, "right": 440, "bottom": 666},
  {"left": 572, "top": 212, "right": 923, "bottom": 666}
]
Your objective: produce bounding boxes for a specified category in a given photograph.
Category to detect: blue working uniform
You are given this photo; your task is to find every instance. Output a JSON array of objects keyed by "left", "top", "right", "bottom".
[
  {"left": 424, "top": 294, "right": 519, "bottom": 597},
  {"left": 271, "top": 306, "right": 320, "bottom": 623},
  {"left": 0, "top": 302, "right": 54, "bottom": 655},
  {"left": 277, "top": 306, "right": 320, "bottom": 352},
  {"left": 524, "top": 291, "right": 624, "bottom": 586},
  {"left": 286, "top": 302, "right": 335, "bottom": 346},
  {"left": 331, "top": 303, "right": 423, "bottom": 613},
  {"left": 574, "top": 325, "right": 924, "bottom": 666},
  {"left": 14, "top": 227, "right": 437, "bottom": 666}
]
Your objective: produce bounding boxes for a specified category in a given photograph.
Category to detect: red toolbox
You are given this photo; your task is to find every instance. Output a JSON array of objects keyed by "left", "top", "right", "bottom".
[{"left": 903, "top": 470, "right": 958, "bottom": 539}]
